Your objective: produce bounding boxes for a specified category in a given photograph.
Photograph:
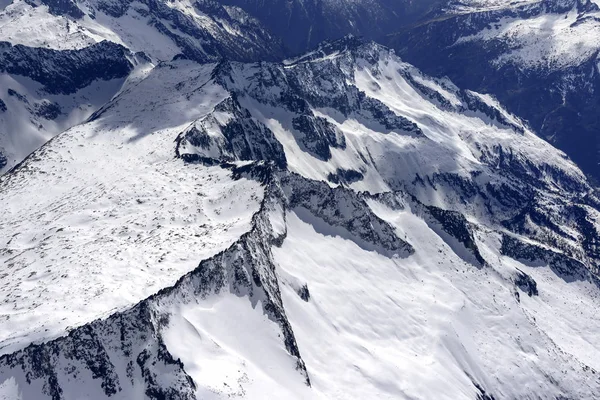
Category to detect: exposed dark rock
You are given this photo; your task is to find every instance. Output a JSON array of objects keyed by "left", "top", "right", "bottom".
[
  {"left": 328, "top": 168, "right": 364, "bottom": 185},
  {"left": 297, "top": 284, "right": 310, "bottom": 302},
  {"left": 461, "top": 90, "right": 525, "bottom": 134},
  {"left": 501, "top": 234, "right": 590, "bottom": 283},
  {"left": 283, "top": 173, "right": 414, "bottom": 256},
  {"left": 7, "top": 89, "right": 27, "bottom": 103},
  {"left": 39, "top": 0, "right": 84, "bottom": 18},
  {"left": 425, "top": 204, "right": 486, "bottom": 267},
  {"left": 515, "top": 269, "right": 539, "bottom": 297},
  {"left": 176, "top": 95, "right": 287, "bottom": 168},
  {"left": 292, "top": 114, "right": 346, "bottom": 160},
  {"left": 35, "top": 101, "right": 62, "bottom": 120},
  {"left": 0, "top": 41, "right": 133, "bottom": 95}
]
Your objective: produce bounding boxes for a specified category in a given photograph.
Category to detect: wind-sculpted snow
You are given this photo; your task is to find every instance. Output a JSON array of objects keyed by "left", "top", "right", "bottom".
[{"left": 2, "top": 38, "right": 600, "bottom": 399}]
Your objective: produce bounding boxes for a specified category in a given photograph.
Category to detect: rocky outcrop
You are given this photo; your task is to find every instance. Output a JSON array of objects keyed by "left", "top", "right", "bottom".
[
  {"left": 176, "top": 95, "right": 287, "bottom": 167},
  {"left": 0, "top": 41, "right": 133, "bottom": 94}
]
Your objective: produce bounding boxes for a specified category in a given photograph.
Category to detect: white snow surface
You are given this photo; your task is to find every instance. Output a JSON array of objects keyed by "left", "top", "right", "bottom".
[
  {"left": 274, "top": 205, "right": 600, "bottom": 399},
  {"left": 163, "top": 296, "right": 314, "bottom": 399},
  {"left": 454, "top": 3, "right": 600, "bottom": 70},
  {"left": 0, "top": 43, "right": 599, "bottom": 399},
  {"left": 0, "top": 62, "right": 263, "bottom": 355}
]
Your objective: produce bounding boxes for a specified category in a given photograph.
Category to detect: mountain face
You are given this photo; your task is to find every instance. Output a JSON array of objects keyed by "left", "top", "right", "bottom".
[
  {"left": 1, "top": 37, "right": 600, "bottom": 399},
  {"left": 210, "top": 0, "right": 600, "bottom": 183},
  {"left": 387, "top": 0, "right": 600, "bottom": 182},
  {"left": 0, "top": 39, "right": 139, "bottom": 172},
  {"left": 216, "top": 0, "right": 444, "bottom": 52},
  {"left": 0, "top": 0, "right": 285, "bottom": 172}
]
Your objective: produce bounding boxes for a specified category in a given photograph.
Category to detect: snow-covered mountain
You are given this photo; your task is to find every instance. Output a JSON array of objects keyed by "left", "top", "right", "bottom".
[
  {"left": 216, "top": 0, "right": 443, "bottom": 52},
  {"left": 0, "top": 0, "right": 285, "bottom": 172},
  {"left": 0, "top": 0, "right": 284, "bottom": 61},
  {"left": 1, "top": 37, "right": 600, "bottom": 399},
  {"left": 388, "top": 0, "right": 600, "bottom": 182}
]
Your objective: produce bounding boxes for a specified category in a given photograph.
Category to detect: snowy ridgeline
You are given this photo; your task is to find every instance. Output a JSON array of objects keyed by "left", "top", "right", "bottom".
[
  {"left": 0, "top": 39, "right": 600, "bottom": 399},
  {"left": 0, "top": 0, "right": 286, "bottom": 174}
]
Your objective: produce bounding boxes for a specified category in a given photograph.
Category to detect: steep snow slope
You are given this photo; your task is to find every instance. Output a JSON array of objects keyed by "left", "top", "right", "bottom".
[
  {"left": 388, "top": 0, "right": 600, "bottom": 182},
  {"left": 1, "top": 39, "right": 600, "bottom": 399},
  {"left": 276, "top": 205, "right": 600, "bottom": 399}
]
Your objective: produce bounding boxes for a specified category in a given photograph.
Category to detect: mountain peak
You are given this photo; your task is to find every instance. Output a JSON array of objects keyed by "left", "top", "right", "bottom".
[
  {"left": 2, "top": 1, "right": 600, "bottom": 399},
  {"left": 285, "top": 35, "right": 391, "bottom": 66}
]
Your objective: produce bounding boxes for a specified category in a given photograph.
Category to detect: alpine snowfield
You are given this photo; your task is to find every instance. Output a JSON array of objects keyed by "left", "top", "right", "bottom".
[
  {"left": 1, "top": 33, "right": 600, "bottom": 400},
  {"left": 0, "top": 62, "right": 264, "bottom": 355}
]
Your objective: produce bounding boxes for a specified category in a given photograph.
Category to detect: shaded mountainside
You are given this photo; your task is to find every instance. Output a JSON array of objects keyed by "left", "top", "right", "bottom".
[
  {"left": 387, "top": 0, "right": 600, "bottom": 182},
  {"left": 1, "top": 39, "right": 600, "bottom": 399},
  {"left": 215, "top": 0, "right": 444, "bottom": 52}
]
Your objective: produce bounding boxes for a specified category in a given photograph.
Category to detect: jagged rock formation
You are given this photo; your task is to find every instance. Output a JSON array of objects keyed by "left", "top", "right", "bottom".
[{"left": 1, "top": 34, "right": 600, "bottom": 399}]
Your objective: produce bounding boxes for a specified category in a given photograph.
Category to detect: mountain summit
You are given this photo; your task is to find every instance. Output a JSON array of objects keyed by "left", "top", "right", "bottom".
[{"left": 1, "top": 36, "right": 600, "bottom": 399}]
